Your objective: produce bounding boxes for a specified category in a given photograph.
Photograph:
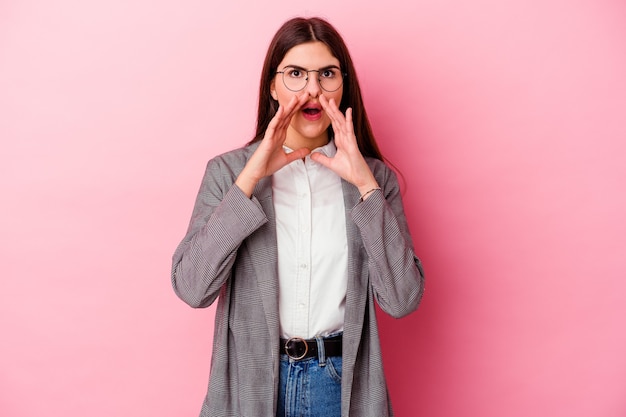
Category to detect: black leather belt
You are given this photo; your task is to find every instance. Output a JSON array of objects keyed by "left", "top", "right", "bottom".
[{"left": 280, "top": 334, "right": 342, "bottom": 360}]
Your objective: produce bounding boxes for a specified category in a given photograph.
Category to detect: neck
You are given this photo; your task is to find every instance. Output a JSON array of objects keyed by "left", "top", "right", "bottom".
[{"left": 284, "top": 128, "right": 329, "bottom": 152}]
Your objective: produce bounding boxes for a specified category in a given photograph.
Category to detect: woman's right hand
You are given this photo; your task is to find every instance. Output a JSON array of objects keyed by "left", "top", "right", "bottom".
[{"left": 235, "top": 93, "right": 310, "bottom": 197}]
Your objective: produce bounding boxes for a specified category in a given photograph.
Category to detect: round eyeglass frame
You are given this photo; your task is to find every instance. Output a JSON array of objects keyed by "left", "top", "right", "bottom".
[{"left": 275, "top": 67, "right": 347, "bottom": 93}]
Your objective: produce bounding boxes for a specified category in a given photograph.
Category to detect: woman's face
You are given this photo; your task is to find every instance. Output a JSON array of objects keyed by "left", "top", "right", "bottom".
[{"left": 271, "top": 41, "right": 344, "bottom": 150}]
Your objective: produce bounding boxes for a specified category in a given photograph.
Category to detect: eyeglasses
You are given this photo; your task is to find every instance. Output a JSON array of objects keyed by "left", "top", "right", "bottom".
[{"left": 276, "top": 65, "right": 346, "bottom": 92}]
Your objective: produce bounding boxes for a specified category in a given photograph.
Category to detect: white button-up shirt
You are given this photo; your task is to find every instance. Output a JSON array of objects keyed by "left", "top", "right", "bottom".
[{"left": 272, "top": 140, "right": 348, "bottom": 339}]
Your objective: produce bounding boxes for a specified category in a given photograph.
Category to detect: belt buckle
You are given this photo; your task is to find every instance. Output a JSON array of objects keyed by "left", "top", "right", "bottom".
[{"left": 284, "top": 337, "right": 308, "bottom": 360}]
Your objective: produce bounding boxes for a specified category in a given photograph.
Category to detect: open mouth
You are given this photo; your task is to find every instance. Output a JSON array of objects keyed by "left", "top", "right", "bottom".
[
  {"left": 302, "top": 103, "right": 323, "bottom": 120},
  {"left": 303, "top": 108, "right": 321, "bottom": 115}
]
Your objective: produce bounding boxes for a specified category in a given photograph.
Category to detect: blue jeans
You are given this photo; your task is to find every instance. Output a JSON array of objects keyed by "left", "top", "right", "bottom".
[{"left": 277, "top": 337, "right": 342, "bottom": 417}]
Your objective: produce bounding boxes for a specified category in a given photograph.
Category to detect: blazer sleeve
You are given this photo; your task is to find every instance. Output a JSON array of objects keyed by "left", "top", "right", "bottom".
[
  {"left": 171, "top": 154, "right": 268, "bottom": 308},
  {"left": 350, "top": 161, "right": 425, "bottom": 318}
]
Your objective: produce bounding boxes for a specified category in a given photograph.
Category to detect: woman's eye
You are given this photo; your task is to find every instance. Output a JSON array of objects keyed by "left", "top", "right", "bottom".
[
  {"left": 287, "top": 69, "right": 303, "bottom": 78},
  {"left": 321, "top": 69, "right": 336, "bottom": 78}
]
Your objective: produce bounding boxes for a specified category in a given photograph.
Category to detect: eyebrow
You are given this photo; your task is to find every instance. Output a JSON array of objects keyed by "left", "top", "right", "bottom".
[{"left": 281, "top": 64, "right": 341, "bottom": 71}]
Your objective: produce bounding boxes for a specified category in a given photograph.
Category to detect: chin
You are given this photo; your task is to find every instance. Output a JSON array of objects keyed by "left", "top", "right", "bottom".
[
  {"left": 299, "top": 123, "right": 331, "bottom": 138},
  {"left": 288, "top": 117, "right": 332, "bottom": 147}
]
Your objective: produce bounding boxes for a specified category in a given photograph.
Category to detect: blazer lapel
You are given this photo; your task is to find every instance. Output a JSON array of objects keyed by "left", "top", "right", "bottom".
[
  {"left": 244, "top": 175, "right": 281, "bottom": 344},
  {"left": 341, "top": 180, "right": 368, "bottom": 364}
]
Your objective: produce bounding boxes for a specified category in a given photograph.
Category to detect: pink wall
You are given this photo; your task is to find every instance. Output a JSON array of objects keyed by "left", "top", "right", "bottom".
[{"left": 1, "top": 1, "right": 625, "bottom": 416}]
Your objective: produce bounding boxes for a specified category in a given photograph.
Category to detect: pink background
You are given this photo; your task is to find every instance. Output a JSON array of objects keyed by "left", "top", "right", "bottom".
[{"left": 2, "top": 0, "right": 625, "bottom": 416}]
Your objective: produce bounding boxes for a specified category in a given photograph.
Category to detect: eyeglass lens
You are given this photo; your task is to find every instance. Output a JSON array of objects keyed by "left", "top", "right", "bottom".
[{"left": 281, "top": 67, "right": 344, "bottom": 92}]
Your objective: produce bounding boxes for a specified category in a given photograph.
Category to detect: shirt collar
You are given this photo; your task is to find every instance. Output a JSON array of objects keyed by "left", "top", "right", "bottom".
[
  {"left": 314, "top": 139, "right": 337, "bottom": 157},
  {"left": 283, "top": 140, "right": 337, "bottom": 158}
]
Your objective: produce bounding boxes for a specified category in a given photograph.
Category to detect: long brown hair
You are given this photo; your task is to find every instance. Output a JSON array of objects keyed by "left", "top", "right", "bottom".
[{"left": 248, "top": 17, "right": 384, "bottom": 161}]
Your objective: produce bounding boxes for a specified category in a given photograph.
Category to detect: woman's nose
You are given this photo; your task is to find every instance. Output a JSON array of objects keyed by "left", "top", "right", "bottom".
[{"left": 305, "top": 72, "right": 322, "bottom": 97}]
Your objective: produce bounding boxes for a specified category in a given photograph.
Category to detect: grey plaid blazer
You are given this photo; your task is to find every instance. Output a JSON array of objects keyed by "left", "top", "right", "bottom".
[{"left": 172, "top": 143, "right": 424, "bottom": 417}]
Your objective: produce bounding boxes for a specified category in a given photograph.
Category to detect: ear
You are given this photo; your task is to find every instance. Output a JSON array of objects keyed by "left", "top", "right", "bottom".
[{"left": 270, "top": 79, "right": 278, "bottom": 101}]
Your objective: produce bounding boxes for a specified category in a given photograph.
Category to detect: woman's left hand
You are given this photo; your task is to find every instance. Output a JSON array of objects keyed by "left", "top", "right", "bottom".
[{"left": 311, "top": 95, "right": 380, "bottom": 197}]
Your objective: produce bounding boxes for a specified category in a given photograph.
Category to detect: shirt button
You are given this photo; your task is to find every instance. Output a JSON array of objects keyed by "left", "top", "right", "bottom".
[{"left": 300, "top": 263, "right": 308, "bottom": 269}]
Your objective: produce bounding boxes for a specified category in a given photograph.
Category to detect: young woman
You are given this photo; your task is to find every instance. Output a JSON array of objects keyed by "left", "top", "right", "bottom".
[{"left": 172, "top": 17, "right": 425, "bottom": 417}]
